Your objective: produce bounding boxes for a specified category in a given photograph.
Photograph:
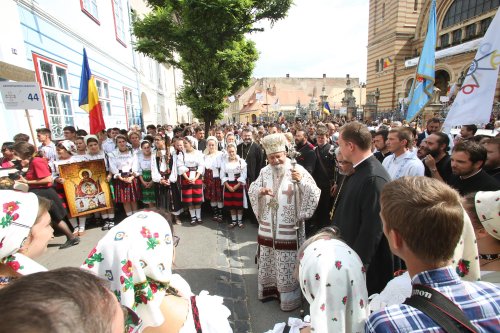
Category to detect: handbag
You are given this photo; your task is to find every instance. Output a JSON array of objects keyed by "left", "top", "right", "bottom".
[{"left": 403, "top": 284, "right": 478, "bottom": 333}]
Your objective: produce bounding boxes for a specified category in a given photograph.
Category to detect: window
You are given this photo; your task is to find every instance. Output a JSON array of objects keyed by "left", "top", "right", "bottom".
[
  {"left": 440, "top": 33, "right": 450, "bottom": 48},
  {"left": 81, "top": 0, "right": 99, "bottom": 24},
  {"left": 95, "top": 78, "right": 112, "bottom": 116},
  {"left": 442, "top": 0, "right": 499, "bottom": 29},
  {"left": 414, "top": 0, "right": 418, "bottom": 12},
  {"left": 465, "top": 23, "right": 476, "bottom": 40},
  {"left": 123, "top": 88, "right": 135, "bottom": 128},
  {"left": 480, "top": 17, "right": 492, "bottom": 35},
  {"left": 380, "top": 58, "right": 384, "bottom": 71},
  {"left": 33, "top": 54, "right": 74, "bottom": 140},
  {"left": 382, "top": 3, "right": 385, "bottom": 21},
  {"left": 452, "top": 29, "right": 462, "bottom": 44},
  {"left": 111, "top": 0, "right": 126, "bottom": 46},
  {"left": 375, "top": 60, "right": 380, "bottom": 72}
]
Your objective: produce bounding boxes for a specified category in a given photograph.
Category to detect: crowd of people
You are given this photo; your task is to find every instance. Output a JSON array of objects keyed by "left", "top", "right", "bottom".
[{"left": 0, "top": 115, "right": 499, "bottom": 332}]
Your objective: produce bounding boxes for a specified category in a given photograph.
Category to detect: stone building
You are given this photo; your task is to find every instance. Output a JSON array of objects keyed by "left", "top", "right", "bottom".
[{"left": 366, "top": 0, "right": 500, "bottom": 121}]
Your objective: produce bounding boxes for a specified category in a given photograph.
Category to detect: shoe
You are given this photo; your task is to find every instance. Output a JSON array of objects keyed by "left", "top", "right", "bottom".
[
  {"left": 190, "top": 218, "right": 197, "bottom": 225},
  {"left": 78, "top": 226, "right": 86, "bottom": 235},
  {"left": 101, "top": 221, "right": 110, "bottom": 231},
  {"left": 197, "top": 218, "right": 203, "bottom": 224},
  {"left": 237, "top": 222, "right": 245, "bottom": 229},
  {"left": 59, "top": 237, "right": 80, "bottom": 249},
  {"left": 72, "top": 228, "right": 80, "bottom": 236},
  {"left": 228, "top": 222, "right": 237, "bottom": 228},
  {"left": 175, "top": 218, "right": 182, "bottom": 225},
  {"left": 108, "top": 221, "right": 115, "bottom": 229}
]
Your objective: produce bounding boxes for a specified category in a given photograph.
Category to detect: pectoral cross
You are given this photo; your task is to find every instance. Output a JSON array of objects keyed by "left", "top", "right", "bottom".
[{"left": 282, "top": 184, "right": 294, "bottom": 204}]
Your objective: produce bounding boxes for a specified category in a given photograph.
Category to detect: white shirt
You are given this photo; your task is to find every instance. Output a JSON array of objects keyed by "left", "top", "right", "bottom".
[{"left": 382, "top": 150, "right": 425, "bottom": 180}]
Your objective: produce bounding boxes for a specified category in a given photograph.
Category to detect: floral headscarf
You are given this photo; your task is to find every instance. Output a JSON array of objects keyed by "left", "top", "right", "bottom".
[
  {"left": 82, "top": 211, "right": 175, "bottom": 328},
  {"left": 0, "top": 190, "right": 47, "bottom": 275},
  {"left": 475, "top": 190, "right": 500, "bottom": 240},
  {"left": 58, "top": 140, "right": 77, "bottom": 155},
  {"left": 299, "top": 238, "right": 369, "bottom": 333}
]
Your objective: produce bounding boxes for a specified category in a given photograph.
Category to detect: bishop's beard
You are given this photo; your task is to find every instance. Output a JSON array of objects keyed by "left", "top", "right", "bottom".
[{"left": 271, "top": 163, "right": 286, "bottom": 178}]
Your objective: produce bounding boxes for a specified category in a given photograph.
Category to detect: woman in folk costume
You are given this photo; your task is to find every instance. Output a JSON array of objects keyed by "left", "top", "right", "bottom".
[
  {"left": 108, "top": 134, "right": 141, "bottom": 218},
  {"left": 463, "top": 191, "right": 500, "bottom": 284},
  {"left": 177, "top": 136, "right": 204, "bottom": 225},
  {"left": 0, "top": 191, "right": 52, "bottom": 287},
  {"left": 84, "top": 135, "right": 116, "bottom": 230},
  {"left": 135, "top": 140, "right": 156, "bottom": 207},
  {"left": 203, "top": 136, "right": 224, "bottom": 222},
  {"left": 151, "top": 134, "right": 183, "bottom": 225},
  {"left": 52, "top": 140, "right": 87, "bottom": 235},
  {"left": 297, "top": 228, "right": 369, "bottom": 333},
  {"left": 220, "top": 143, "right": 247, "bottom": 228},
  {"left": 82, "top": 210, "right": 232, "bottom": 333}
]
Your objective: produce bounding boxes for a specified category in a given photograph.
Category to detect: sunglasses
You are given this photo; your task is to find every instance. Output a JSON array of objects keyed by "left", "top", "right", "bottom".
[{"left": 122, "top": 305, "right": 143, "bottom": 333}]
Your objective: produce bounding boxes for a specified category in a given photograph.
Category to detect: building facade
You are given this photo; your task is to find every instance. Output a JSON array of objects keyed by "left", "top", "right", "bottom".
[
  {"left": 0, "top": 0, "right": 184, "bottom": 144},
  {"left": 226, "top": 75, "right": 366, "bottom": 124},
  {"left": 366, "top": 0, "right": 500, "bottom": 121}
]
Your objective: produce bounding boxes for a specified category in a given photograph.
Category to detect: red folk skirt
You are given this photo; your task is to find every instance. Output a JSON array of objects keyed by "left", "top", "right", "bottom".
[
  {"left": 181, "top": 178, "right": 203, "bottom": 204},
  {"left": 223, "top": 180, "right": 244, "bottom": 208},
  {"left": 114, "top": 177, "right": 141, "bottom": 203},
  {"left": 203, "top": 169, "right": 223, "bottom": 202}
]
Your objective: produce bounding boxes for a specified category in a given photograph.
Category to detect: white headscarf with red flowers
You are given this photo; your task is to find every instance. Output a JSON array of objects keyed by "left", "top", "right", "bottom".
[
  {"left": 298, "top": 238, "right": 369, "bottom": 333},
  {"left": 475, "top": 190, "right": 500, "bottom": 241},
  {"left": 81, "top": 211, "right": 175, "bottom": 328},
  {"left": 0, "top": 190, "right": 47, "bottom": 275}
]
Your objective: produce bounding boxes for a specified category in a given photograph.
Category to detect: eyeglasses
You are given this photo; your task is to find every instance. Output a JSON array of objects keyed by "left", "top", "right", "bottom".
[
  {"left": 121, "top": 305, "right": 143, "bottom": 333},
  {"left": 173, "top": 235, "right": 180, "bottom": 247}
]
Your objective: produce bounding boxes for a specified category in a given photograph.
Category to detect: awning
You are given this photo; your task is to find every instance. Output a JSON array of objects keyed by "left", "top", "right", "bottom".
[{"left": 405, "top": 38, "right": 482, "bottom": 68}]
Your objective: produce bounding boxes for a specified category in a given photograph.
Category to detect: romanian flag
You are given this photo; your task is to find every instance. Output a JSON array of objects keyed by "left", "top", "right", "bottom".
[
  {"left": 79, "top": 48, "right": 106, "bottom": 134},
  {"left": 322, "top": 101, "right": 331, "bottom": 114},
  {"left": 383, "top": 57, "right": 393, "bottom": 68}
]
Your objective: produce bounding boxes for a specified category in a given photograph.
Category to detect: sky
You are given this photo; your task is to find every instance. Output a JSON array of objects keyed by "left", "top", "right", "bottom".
[{"left": 247, "top": 0, "right": 369, "bottom": 82}]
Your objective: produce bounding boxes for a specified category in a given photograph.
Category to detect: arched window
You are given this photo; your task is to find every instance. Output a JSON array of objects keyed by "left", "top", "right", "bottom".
[
  {"left": 414, "top": 0, "right": 418, "bottom": 11},
  {"left": 382, "top": 3, "right": 386, "bottom": 20},
  {"left": 376, "top": 60, "right": 380, "bottom": 72},
  {"left": 442, "top": 0, "right": 499, "bottom": 29},
  {"left": 380, "top": 58, "right": 384, "bottom": 71}
]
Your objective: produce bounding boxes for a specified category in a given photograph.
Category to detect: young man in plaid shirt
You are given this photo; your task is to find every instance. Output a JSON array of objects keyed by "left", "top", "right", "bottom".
[{"left": 366, "top": 177, "right": 500, "bottom": 332}]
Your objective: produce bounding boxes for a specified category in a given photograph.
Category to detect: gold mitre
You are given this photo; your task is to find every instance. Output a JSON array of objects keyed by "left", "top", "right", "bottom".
[{"left": 262, "top": 133, "right": 287, "bottom": 154}]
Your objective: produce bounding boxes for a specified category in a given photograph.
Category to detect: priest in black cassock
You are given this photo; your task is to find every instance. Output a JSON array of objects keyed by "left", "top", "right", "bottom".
[
  {"left": 237, "top": 128, "right": 265, "bottom": 223},
  {"left": 332, "top": 122, "right": 396, "bottom": 295}
]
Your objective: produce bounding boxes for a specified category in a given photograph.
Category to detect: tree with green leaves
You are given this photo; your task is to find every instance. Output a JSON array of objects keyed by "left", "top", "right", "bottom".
[{"left": 133, "top": 0, "right": 293, "bottom": 131}]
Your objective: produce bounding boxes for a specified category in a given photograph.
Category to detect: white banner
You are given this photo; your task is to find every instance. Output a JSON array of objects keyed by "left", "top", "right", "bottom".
[
  {"left": 0, "top": 81, "right": 43, "bottom": 110},
  {"left": 443, "top": 9, "right": 500, "bottom": 131}
]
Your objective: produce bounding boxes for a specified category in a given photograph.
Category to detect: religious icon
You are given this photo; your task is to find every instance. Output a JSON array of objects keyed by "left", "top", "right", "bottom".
[{"left": 59, "top": 159, "right": 112, "bottom": 217}]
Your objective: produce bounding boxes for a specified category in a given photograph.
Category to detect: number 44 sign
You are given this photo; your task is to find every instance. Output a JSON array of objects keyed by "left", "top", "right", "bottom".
[{"left": 0, "top": 82, "right": 43, "bottom": 110}]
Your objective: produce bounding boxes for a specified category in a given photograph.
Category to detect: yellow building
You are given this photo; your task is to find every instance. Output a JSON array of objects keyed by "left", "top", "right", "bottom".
[{"left": 366, "top": 0, "right": 500, "bottom": 120}]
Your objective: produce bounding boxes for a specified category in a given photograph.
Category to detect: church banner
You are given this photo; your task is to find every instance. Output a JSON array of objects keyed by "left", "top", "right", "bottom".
[{"left": 59, "top": 159, "right": 112, "bottom": 218}]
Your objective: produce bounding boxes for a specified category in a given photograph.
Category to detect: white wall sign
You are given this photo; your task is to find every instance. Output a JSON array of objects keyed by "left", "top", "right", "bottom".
[{"left": 0, "top": 82, "right": 43, "bottom": 110}]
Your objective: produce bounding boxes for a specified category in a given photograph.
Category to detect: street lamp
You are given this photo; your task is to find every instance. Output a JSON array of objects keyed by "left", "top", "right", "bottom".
[{"left": 374, "top": 88, "right": 380, "bottom": 121}]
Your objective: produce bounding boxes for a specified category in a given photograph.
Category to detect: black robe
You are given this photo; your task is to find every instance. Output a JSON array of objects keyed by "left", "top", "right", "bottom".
[
  {"left": 296, "top": 142, "right": 316, "bottom": 175},
  {"left": 448, "top": 169, "right": 500, "bottom": 196},
  {"left": 332, "top": 155, "right": 394, "bottom": 295},
  {"left": 237, "top": 142, "right": 264, "bottom": 184},
  {"left": 310, "top": 143, "right": 335, "bottom": 234}
]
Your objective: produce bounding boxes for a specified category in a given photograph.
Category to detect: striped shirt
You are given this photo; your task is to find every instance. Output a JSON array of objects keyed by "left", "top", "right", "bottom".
[{"left": 366, "top": 266, "right": 500, "bottom": 332}]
